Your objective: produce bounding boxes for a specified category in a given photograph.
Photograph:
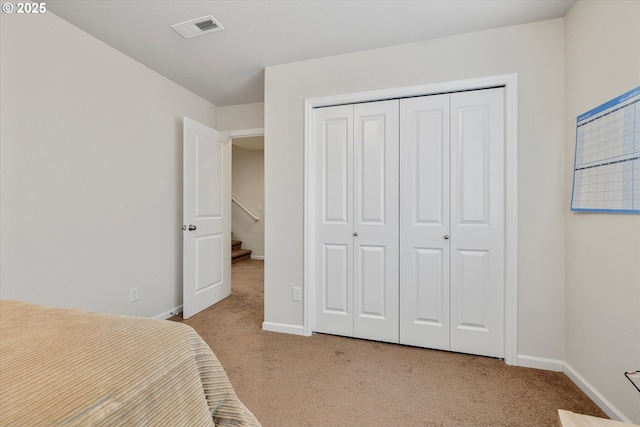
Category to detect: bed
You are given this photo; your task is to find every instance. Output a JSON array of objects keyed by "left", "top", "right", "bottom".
[{"left": 0, "top": 300, "right": 261, "bottom": 426}]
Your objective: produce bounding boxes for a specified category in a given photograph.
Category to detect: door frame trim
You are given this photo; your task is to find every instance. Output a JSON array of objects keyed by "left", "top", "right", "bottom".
[
  {"left": 225, "top": 127, "right": 265, "bottom": 139},
  {"left": 303, "top": 74, "right": 519, "bottom": 365}
]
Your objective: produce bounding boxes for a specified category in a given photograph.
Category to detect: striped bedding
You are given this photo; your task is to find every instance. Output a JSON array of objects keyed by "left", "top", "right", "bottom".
[{"left": 0, "top": 300, "right": 261, "bottom": 426}]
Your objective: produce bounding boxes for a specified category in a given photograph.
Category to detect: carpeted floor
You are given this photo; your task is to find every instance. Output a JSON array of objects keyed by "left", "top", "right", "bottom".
[{"left": 171, "top": 259, "right": 608, "bottom": 427}]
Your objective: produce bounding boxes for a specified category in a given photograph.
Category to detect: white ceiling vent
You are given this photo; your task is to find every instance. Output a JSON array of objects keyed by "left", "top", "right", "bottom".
[{"left": 172, "top": 15, "right": 224, "bottom": 39}]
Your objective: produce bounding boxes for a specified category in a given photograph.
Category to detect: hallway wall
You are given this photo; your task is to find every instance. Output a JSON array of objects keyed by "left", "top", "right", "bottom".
[{"left": 232, "top": 145, "right": 265, "bottom": 259}]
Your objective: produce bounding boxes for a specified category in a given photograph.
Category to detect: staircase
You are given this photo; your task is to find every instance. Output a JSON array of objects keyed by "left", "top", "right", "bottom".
[{"left": 231, "top": 239, "right": 252, "bottom": 263}]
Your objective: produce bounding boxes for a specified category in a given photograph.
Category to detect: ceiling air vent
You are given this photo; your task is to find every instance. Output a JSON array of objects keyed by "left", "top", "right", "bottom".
[
  {"left": 195, "top": 19, "right": 217, "bottom": 31},
  {"left": 172, "top": 15, "right": 224, "bottom": 39}
]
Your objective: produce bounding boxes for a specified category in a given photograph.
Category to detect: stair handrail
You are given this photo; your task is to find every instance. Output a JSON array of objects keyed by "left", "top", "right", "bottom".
[{"left": 231, "top": 197, "right": 260, "bottom": 222}]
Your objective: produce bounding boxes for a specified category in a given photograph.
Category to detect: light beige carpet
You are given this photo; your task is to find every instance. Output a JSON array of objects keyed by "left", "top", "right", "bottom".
[{"left": 171, "top": 260, "right": 607, "bottom": 427}]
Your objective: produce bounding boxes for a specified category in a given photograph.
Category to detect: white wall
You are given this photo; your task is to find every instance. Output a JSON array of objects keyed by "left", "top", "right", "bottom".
[
  {"left": 0, "top": 11, "right": 218, "bottom": 318},
  {"left": 264, "top": 19, "right": 566, "bottom": 362},
  {"left": 232, "top": 146, "right": 265, "bottom": 258},
  {"left": 217, "top": 102, "right": 264, "bottom": 132},
  {"left": 564, "top": 1, "right": 640, "bottom": 423}
]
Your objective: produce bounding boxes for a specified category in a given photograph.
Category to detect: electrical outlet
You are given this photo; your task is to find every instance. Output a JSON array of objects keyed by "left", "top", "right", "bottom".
[
  {"left": 130, "top": 287, "right": 139, "bottom": 303},
  {"left": 292, "top": 287, "right": 302, "bottom": 302}
]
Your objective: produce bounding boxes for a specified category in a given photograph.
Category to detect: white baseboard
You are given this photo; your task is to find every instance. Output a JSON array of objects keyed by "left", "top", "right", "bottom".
[
  {"left": 154, "top": 305, "right": 182, "bottom": 320},
  {"left": 502, "top": 356, "right": 633, "bottom": 423},
  {"left": 262, "top": 321, "right": 305, "bottom": 335},
  {"left": 563, "top": 363, "right": 631, "bottom": 423},
  {"left": 517, "top": 354, "right": 564, "bottom": 372},
  {"left": 250, "top": 255, "right": 265, "bottom": 260}
]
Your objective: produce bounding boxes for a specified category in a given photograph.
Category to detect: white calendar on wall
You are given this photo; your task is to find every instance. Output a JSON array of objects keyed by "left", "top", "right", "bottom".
[{"left": 571, "top": 86, "right": 640, "bottom": 214}]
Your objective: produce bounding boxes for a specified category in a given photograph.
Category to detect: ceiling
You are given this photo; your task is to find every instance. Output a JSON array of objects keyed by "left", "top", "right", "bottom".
[{"left": 46, "top": 0, "right": 576, "bottom": 107}]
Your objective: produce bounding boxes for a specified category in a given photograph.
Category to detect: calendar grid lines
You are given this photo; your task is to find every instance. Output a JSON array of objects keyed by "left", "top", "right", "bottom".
[{"left": 571, "top": 86, "right": 640, "bottom": 214}]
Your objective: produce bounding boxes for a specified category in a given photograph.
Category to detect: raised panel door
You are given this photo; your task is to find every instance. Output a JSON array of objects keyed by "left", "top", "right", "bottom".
[
  {"left": 353, "top": 100, "right": 399, "bottom": 343},
  {"left": 399, "top": 94, "right": 450, "bottom": 349},
  {"left": 183, "top": 117, "right": 231, "bottom": 319},
  {"left": 450, "top": 88, "right": 505, "bottom": 358},
  {"left": 313, "top": 105, "right": 354, "bottom": 337}
]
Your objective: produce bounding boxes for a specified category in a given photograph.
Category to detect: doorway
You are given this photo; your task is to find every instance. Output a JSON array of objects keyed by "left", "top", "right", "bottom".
[{"left": 229, "top": 130, "right": 265, "bottom": 262}]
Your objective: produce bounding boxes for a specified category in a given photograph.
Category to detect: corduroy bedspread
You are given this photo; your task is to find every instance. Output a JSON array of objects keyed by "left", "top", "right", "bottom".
[{"left": 0, "top": 300, "right": 261, "bottom": 426}]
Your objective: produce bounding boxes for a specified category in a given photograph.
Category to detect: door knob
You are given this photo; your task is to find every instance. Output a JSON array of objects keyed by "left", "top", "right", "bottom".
[
  {"left": 353, "top": 232, "right": 359, "bottom": 237},
  {"left": 188, "top": 225, "right": 197, "bottom": 231},
  {"left": 443, "top": 235, "right": 450, "bottom": 240}
]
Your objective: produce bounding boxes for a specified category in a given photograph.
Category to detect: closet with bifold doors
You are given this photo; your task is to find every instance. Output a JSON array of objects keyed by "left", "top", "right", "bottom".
[{"left": 312, "top": 87, "right": 505, "bottom": 359}]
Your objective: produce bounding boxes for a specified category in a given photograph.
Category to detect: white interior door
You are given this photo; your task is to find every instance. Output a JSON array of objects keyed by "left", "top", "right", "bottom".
[
  {"left": 399, "top": 94, "right": 451, "bottom": 350},
  {"left": 313, "top": 101, "right": 399, "bottom": 341},
  {"left": 399, "top": 88, "right": 504, "bottom": 358},
  {"left": 313, "top": 105, "right": 354, "bottom": 337},
  {"left": 183, "top": 117, "right": 231, "bottom": 319},
  {"left": 353, "top": 100, "right": 399, "bottom": 343},
  {"left": 449, "top": 88, "right": 504, "bottom": 358},
  {"left": 313, "top": 88, "right": 504, "bottom": 358}
]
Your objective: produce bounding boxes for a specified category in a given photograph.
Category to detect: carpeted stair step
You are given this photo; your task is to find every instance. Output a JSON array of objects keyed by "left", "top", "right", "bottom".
[
  {"left": 231, "top": 239, "right": 251, "bottom": 263},
  {"left": 232, "top": 249, "right": 252, "bottom": 263}
]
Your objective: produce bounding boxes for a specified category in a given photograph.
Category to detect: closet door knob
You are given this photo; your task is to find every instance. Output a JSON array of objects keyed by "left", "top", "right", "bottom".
[
  {"left": 353, "top": 232, "right": 359, "bottom": 237},
  {"left": 188, "top": 225, "right": 197, "bottom": 231},
  {"left": 443, "top": 235, "right": 449, "bottom": 240}
]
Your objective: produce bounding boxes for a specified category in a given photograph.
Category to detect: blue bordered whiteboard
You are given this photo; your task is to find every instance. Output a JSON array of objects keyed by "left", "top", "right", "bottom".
[{"left": 570, "top": 86, "right": 640, "bottom": 214}]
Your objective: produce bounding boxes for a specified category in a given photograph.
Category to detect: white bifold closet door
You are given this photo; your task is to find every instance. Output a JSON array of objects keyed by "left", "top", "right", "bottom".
[
  {"left": 313, "top": 100, "right": 400, "bottom": 343},
  {"left": 399, "top": 88, "right": 505, "bottom": 358},
  {"left": 398, "top": 94, "right": 451, "bottom": 350},
  {"left": 313, "top": 88, "right": 504, "bottom": 359}
]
